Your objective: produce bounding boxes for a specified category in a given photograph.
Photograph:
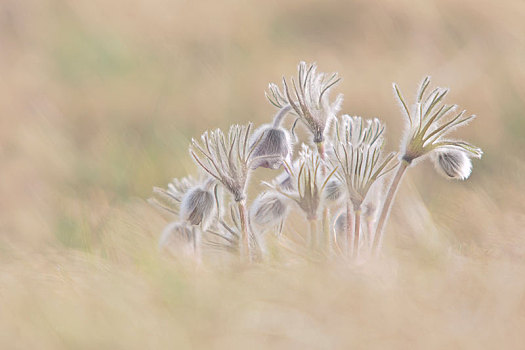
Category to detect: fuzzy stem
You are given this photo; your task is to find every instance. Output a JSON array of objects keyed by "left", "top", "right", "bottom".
[
  {"left": 353, "top": 208, "right": 361, "bottom": 259},
  {"left": 372, "top": 159, "right": 410, "bottom": 254},
  {"left": 323, "top": 208, "right": 331, "bottom": 253},
  {"left": 346, "top": 201, "right": 353, "bottom": 256},
  {"left": 308, "top": 219, "right": 318, "bottom": 250},
  {"left": 316, "top": 141, "right": 331, "bottom": 253},
  {"left": 237, "top": 200, "right": 251, "bottom": 262},
  {"left": 272, "top": 105, "right": 292, "bottom": 128},
  {"left": 193, "top": 227, "right": 202, "bottom": 265},
  {"left": 366, "top": 217, "right": 375, "bottom": 251}
]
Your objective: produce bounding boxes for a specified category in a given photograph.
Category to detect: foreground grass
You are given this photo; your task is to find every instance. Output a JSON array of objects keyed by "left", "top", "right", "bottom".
[
  {"left": 2, "top": 247, "right": 524, "bottom": 349},
  {"left": 1, "top": 194, "right": 525, "bottom": 349}
]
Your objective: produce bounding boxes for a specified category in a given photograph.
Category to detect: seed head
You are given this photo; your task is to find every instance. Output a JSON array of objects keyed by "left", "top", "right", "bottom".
[{"left": 432, "top": 149, "right": 473, "bottom": 180}]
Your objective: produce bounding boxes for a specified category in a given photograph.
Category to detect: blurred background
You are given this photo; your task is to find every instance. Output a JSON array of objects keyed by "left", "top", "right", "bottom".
[{"left": 1, "top": 0, "right": 525, "bottom": 348}]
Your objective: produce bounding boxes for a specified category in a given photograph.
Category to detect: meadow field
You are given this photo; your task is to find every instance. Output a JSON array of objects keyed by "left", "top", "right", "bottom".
[{"left": 1, "top": 0, "right": 525, "bottom": 348}]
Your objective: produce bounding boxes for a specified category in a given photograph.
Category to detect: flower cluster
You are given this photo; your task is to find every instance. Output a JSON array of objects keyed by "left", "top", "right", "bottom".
[{"left": 151, "top": 63, "right": 482, "bottom": 263}]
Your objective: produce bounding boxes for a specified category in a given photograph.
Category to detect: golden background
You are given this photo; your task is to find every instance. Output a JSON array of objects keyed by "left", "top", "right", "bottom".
[{"left": 1, "top": 0, "right": 524, "bottom": 348}]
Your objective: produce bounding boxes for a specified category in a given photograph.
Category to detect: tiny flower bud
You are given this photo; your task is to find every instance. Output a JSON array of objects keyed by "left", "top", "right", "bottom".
[
  {"left": 250, "top": 124, "right": 292, "bottom": 170},
  {"left": 274, "top": 169, "right": 294, "bottom": 191},
  {"left": 180, "top": 186, "right": 216, "bottom": 230},
  {"left": 334, "top": 211, "right": 349, "bottom": 237},
  {"left": 324, "top": 179, "right": 343, "bottom": 202},
  {"left": 333, "top": 210, "right": 352, "bottom": 251},
  {"left": 432, "top": 149, "right": 472, "bottom": 180},
  {"left": 250, "top": 192, "right": 288, "bottom": 227},
  {"left": 158, "top": 222, "right": 193, "bottom": 250}
]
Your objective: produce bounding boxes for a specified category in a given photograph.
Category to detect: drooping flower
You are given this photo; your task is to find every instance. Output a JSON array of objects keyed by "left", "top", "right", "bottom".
[
  {"left": 393, "top": 76, "right": 483, "bottom": 164},
  {"left": 249, "top": 106, "right": 293, "bottom": 170},
  {"left": 149, "top": 175, "right": 199, "bottom": 216},
  {"left": 250, "top": 191, "right": 289, "bottom": 228},
  {"left": 180, "top": 182, "right": 217, "bottom": 230},
  {"left": 431, "top": 149, "right": 473, "bottom": 180},
  {"left": 158, "top": 222, "right": 193, "bottom": 251}
]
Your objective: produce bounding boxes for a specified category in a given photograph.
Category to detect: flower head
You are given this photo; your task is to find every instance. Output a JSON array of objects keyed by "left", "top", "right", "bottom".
[
  {"left": 331, "top": 116, "right": 397, "bottom": 209},
  {"left": 149, "top": 175, "right": 199, "bottom": 216},
  {"left": 265, "top": 144, "right": 336, "bottom": 220},
  {"left": 266, "top": 62, "right": 343, "bottom": 144},
  {"left": 393, "top": 77, "right": 483, "bottom": 163},
  {"left": 190, "top": 123, "right": 258, "bottom": 202}
]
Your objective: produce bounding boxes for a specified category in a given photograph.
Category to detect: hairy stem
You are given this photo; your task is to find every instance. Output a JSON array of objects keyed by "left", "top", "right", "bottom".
[
  {"left": 272, "top": 105, "right": 292, "bottom": 128},
  {"left": 346, "top": 201, "right": 353, "bottom": 256},
  {"left": 237, "top": 200, "right": 251, "bottom": 262},
  {"left": 316, "top": 141, "right": 330, "bottom": 253},
  {"left": 308, "top": 219, "right": 318, "bottom": 250},
  {"left": 323, "top": 208, "right": 331, "bottom": 253},
  {"left": 372, "top": 160, "right": 410, "bottom": 254},
  {"left": 353, "top": 207, "right": 361, "bottom": 259},
  {"left": 366, "top": 217, "right": 375, "bottom": 251},
  {"left": 191, "top": 226, "right": 202, "bottom": 264}
]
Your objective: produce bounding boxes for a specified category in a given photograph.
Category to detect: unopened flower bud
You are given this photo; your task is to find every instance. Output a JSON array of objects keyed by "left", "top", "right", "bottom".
[
  {"left": 274, "top": 169, "right": 294, "bottom": 192},
  {"left": 333, "top": 210, "right": 351, "bottom": 251},
  {"left": 432, "top": 149, "right": 472, "bottom": 180},
  {"left": 250, "top": 125, "right": 292, "bottom": 170},
  {"left": 158, "top": 222, "right": 193, "bottom": 250},
  {"left": 250, "top": 192, "right": 288, "bottom": 227},
  {"left": 180, "top": 186, "right": 216, "bottom": 230},
  {"left": 324, "top": 179, "right": 343, "bottom": 202},
  {"left": 334, "top": 211, "right": 349, "bottom": 237}
]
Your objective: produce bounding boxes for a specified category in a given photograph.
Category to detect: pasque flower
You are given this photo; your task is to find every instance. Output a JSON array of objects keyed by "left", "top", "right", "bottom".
[
  {"left": 250, "top": 191, "right": 289, "bottom": 228},
  {"left": 266, "top": 62, "right": 343, "bottom": 144},
  {"left": 372, "top": 77, "right": 483, "bottom": 253},
  {"left": 190, "top": 124, "right": 256, "bottom": 202},
  {"left": 331, "top": 116, "right": 397, "bottom": 210},
  {"left": 330, "top": 115, "right": 397, "bottom": 256},
  {"left": 249, "top": 106, "right": 293, "bottom": 170},
  {"left": 190, "top": 123, "right": 261, "bottom": 260},
  {"left": 151, "top": 64, "right": 484, "bottom": 264},
  {"left": 265, "top": 144, "right": 336, "bottom": 221},
  {"left": 394, "top": 76, "right": 482, "bottom": 163},
  {"left": 149, "top": 175, "right": 199, "bottom": 216},
  {"left": 180, "top": 182, "right": 216, "bottom": 231},
  {"left": 432, "top": 149, "right": 473, "bottom": 180}
]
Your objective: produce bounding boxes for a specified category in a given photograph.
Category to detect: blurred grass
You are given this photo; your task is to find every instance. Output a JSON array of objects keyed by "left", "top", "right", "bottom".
[{"left": 1, "top": 0, "right": 525, "bottom": 348}]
